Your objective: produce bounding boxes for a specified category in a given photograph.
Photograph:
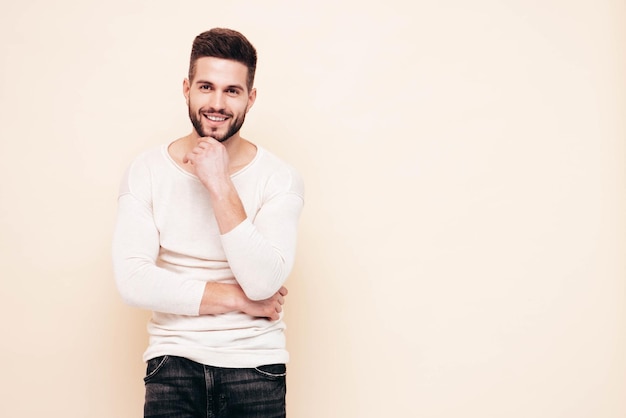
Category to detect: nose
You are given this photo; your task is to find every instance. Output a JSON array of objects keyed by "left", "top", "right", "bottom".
[{"left": 209, "top": 91, "right": 225, "bottom": 111}]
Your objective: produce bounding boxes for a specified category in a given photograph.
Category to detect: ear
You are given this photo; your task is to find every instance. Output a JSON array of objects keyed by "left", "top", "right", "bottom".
[
  {"left": 246, "top": 87, "right": 257, "bottom": 113},
  {"left": 183, "top": 78, "right": 190, "bottom": 104}
]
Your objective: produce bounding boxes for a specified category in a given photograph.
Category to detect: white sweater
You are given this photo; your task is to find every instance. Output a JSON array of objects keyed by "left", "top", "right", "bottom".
[{"left": 112, "top": 141, "right": 304, "bottom": 367}]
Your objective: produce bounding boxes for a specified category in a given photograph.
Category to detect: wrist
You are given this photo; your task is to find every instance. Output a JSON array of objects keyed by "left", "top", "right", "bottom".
[
  {"left": 228, "top": 284, "right": 247, "bottom": 312},
  {"left": 200, "top": 282, "right": 245, "bottom": 315},
  {"left": 201, "top": 175, "right": 233, "bottom": 196}
]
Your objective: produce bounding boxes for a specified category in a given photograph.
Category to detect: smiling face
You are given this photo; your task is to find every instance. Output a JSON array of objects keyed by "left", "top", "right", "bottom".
[{"left": 184, "top": 56, "right": 256, "bottom": 142}]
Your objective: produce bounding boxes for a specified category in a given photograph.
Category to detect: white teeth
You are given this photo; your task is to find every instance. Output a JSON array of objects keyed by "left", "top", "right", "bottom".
[{"left": 206, "top": 115, "right": 227, "bottom": 121}]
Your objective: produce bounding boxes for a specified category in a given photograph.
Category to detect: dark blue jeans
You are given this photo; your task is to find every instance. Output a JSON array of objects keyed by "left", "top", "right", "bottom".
[{"left": 144, "top": 355, "right": 286, "bottom": 418}]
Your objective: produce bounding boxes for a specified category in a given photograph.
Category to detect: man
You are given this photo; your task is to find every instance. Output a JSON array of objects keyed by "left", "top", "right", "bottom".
[{"left": 112, "top": 28, "right": 304, "bottom": 417}]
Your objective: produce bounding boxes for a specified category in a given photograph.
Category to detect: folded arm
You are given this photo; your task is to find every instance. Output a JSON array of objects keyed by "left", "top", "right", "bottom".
[
  {"left": 185, "top": 139, "right": 305, "bottom": 301},
  {"left": 112, "top": 193, "right": 287, "bottom": 319},
  {"left": 219, "top": 192, "right": 304, "bottom": 300}
]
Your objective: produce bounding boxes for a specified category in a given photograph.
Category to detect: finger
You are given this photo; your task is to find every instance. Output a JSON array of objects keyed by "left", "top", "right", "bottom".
[{"left": 279, "top": 287, "right": 288, "bottom": 296}]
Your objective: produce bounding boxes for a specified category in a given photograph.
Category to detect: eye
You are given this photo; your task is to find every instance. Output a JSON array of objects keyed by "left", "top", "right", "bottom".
[
  {"left": 199, "top": 84, "right": 212, "bottom": 90},
  {"left": 226, "top": 88, "right": 239, "bottom": 96}
]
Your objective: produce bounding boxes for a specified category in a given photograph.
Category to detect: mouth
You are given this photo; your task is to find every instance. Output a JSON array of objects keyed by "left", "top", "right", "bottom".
[{"left": 203, "top": 113, "right": 229, "bottom": 124}]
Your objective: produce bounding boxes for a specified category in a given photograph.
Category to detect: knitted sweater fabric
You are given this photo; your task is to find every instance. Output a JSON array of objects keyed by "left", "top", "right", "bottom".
[{"left": 112, "top": 141, "right": 304, "bottom": 367}]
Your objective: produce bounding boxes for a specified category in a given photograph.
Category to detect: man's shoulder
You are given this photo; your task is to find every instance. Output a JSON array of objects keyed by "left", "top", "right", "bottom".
[
  {"left": 120, "top": 142, "right": 170, "bottom": 190},
  {"left": 131, "top": 142, "right": 167, "bottom": 166},
  {"left": 256, "top": 147, "right": 299, "bottom": 174},
  {"left": 255, "top": 147, "right": 304, "bottom": 197}
]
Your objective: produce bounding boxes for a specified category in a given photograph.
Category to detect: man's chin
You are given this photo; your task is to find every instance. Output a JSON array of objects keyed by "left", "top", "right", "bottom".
[
  {"left": 211, "top": 127, "right": 242, "bottom": 143},
  {"left": 209, "top": 132, "right": 231, "bottom": 143},
  {"left": 196, "top": 128, "right": 226, "bottom": 142},
  {"left": 193, "top": 119, "right": 242, "bottom": 143}
]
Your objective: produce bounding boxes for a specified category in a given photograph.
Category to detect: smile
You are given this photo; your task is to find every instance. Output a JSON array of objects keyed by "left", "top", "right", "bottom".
[{"left": 204, "top": 115, "right": 228, "bottom": 122}]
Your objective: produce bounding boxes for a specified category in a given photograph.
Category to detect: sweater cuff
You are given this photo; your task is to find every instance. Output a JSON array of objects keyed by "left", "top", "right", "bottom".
[{"left": 220, "top": 218, "right": 255, "bottom": 243}]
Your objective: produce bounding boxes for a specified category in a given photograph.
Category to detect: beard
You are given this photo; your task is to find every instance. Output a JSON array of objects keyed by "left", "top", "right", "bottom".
[{"left": 188, "top": 107, "right": 246, "bottom": 143}]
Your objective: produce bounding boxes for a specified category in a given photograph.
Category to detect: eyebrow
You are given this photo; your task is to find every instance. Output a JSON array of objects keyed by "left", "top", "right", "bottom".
[{"left": 194, "top": 80, "right": 245, "bottom": 91}]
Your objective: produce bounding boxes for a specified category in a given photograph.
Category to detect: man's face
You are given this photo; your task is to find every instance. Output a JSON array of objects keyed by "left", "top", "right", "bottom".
[{"left": 184, "top": 57, "right": 256, "bottom": 142}]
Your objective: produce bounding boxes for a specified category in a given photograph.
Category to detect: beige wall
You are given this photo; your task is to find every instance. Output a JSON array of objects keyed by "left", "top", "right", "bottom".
[{"left": 1, "top": 1, "right": 624, "bottom": 417}]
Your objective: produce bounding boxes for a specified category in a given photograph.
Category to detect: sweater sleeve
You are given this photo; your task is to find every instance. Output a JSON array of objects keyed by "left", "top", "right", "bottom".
[
  {"left": 220, "top": 168, "right": 305, "bottom": 301},
  {"left": 111, "top": 161, "right": 206, "bottom": 315}
]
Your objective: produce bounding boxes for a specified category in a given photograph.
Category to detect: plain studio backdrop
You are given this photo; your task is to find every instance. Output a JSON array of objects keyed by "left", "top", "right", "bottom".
[{"left": 1, "top": 1, "right": 624, "bottom": 417}]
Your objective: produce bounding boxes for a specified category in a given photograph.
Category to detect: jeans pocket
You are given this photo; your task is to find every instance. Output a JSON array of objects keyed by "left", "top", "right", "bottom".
[
  {"left": 144, "top": 355, "right": 170, "bottom": 382},
  {"left": 253, "top": 363, "right": 287, "bottom": 380}
]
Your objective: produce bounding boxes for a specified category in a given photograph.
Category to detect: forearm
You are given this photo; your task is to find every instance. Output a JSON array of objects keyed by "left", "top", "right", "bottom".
[
  {"left": 188, "top": 138, "right": 247, "bottom": 234},
  {"left": 113, "top": 258, "right": 206, "bottom": 315},
  {"left": 200, "top": 282, "right": 287, "bottom": 320},
  {"left": 205, "top": 179, "right": 247, "bottom": 234},
  {"left": 199, "top": 282, "right": 243, "bottom": 315},
  {"left": 112, "top": 193, "right": 206, "bottom": 315}
]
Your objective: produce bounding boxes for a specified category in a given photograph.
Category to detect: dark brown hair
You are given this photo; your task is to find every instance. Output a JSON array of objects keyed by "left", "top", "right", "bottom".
[{"left": 188, "top": 28, "right": 257, "bottom": 90}]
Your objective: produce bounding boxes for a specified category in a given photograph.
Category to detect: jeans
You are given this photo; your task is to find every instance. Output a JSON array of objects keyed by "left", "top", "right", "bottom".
[{"left": 144, "top": 355, "right": 287, "bottom": 418}]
